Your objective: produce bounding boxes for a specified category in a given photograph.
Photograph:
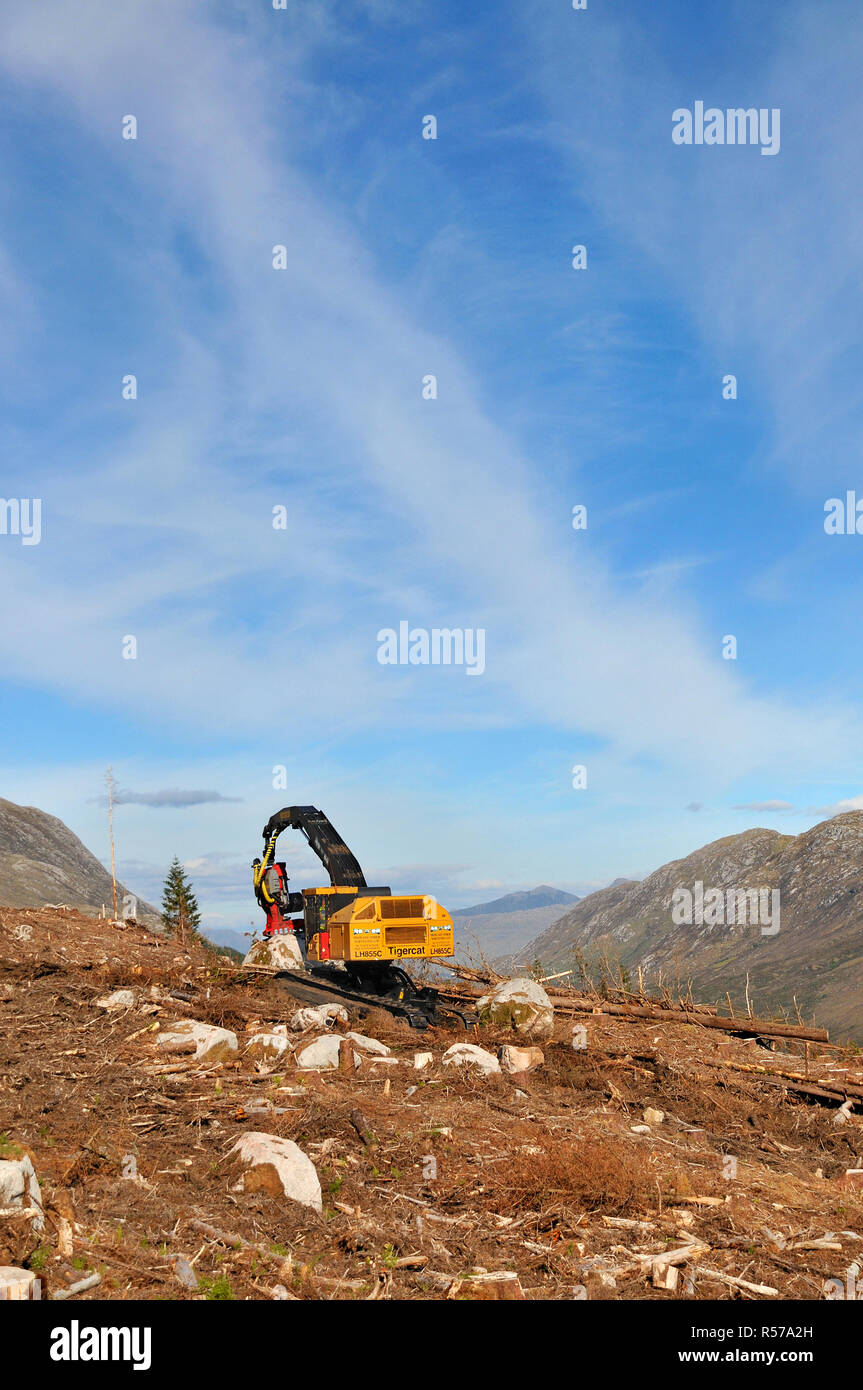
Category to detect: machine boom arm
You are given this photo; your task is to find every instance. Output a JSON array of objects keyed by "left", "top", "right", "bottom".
[{"left": 261, "top": 806, "right": 368, "bottom": 888}]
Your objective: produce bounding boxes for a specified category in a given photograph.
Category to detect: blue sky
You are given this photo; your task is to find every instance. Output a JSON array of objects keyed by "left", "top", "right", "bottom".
[{"left": 0, "top": 0, "right": 862, "bottom": 934}]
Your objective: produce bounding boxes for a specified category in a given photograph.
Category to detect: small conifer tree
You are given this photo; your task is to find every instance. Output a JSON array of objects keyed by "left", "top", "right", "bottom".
[{"left": 161, "top": 857, "right": 201, "bottom": 944}]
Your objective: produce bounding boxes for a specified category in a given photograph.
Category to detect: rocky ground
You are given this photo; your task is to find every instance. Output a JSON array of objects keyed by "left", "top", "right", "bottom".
[{"left": 2, "top": 905, "right": 863, "bottom": 1302}]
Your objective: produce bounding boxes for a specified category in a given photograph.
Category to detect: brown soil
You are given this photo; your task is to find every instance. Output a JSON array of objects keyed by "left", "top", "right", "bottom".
[{"left": 2, "top": 905, "right": 863, "bottom": 1301}]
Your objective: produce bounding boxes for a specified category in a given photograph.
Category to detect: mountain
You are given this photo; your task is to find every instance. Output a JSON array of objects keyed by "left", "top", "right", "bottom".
[
  {"left": 0, "top": 797, "right": 161, "bottom": 926},
  {"left": 453, "top": 885, "right": 580, "bottom": 916},
  {"left": 512, "top": 813, "right": 863, "bottom": 1042},
  {"left": 452, "top": 885, "right": 580, "bottom": 965}
]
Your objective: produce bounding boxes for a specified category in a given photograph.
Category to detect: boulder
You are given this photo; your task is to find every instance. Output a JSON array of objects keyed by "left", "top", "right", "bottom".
[
  {"left": 345, "top": 1032, "right": 390, "bottom": 1057},
  {"left": 498, "top": 1045, "right": 544, "bottom": 1075},
  {"left": 243, "top": 935, "right": 304, "bottom": 971},
  {"left": 296, "top": 1034, "right": 342, "bottom": 1070},
  {"left": 229, "top": 1132, "right": 321, "bottom": 1211},
  {"left": 94, "top": 988, "right": 135, "bottom": 1011},
  {"left": 476, "top": 977, "right": 554, "bottom": 1040},
  {"left": 288, "top": 1003, "right": 348, "bottom": 1032},
  {"left": 442, "top": 1043, "right": 501, "bottom": 1075},
  {"left": 0, "top": 1148, "right": 44, "bottom": 1231},
  {"left": 643, "top": 1107, "right": 665, "bottom": 1125},
  {"left": 244, "top": 1033, "right": 293, "bottom": 1066},
  {"left": 157, "top": 1019, "right": 238, "bottom": 1063}
]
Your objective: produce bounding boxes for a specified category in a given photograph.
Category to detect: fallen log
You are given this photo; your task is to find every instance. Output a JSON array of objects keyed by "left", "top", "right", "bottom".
[
  {"left": 52, "top": 1272, "right": 102, "bottom": 1300},
  {"left": 764, "top": 1078, "right": 863, "bottom": 1109},
  {"left": 187, "top": 1218, "right": 270, "bottom": 1255},
  {"left": 562, "top": 999, "right": 828, "bottom": 1044},
  {"left": 697, "top": 1266, "right": 778, "bottom": 1297},
  {"left": 703, "top": 1057, "right": 863, "bottom": 1102}
]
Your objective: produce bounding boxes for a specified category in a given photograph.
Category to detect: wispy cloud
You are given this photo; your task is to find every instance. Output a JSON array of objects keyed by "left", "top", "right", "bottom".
[
  {"left": 809, "top": 796, "right": 863, "bottom": 817},
  {"left": 112, "top": 788, "right": 242, "bottom": 809},
  {"left": 0, "top": 0, "right": 855, "bottom": 789},
  {"left": 2, "top": 1, "right": 863, "bottom": 927}
]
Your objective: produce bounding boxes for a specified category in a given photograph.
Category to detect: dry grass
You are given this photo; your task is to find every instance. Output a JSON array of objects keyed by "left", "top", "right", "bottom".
[{"left": 489, "top": 1135, "right": 674, "bottom": 1216}]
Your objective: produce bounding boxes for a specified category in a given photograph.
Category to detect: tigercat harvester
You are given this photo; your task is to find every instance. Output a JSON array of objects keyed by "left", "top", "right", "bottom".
[{"left": 252, "top": 805, "right": 458, "bottom": 1027}]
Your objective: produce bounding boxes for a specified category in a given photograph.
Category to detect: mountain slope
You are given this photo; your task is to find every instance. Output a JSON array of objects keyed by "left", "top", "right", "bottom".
[
  {"left": 0, "top": 797, "right": 161, "bottom": 926},
  {"left": 513, "top": 814, "right": 863, "bottom": 1042},
  {"left": 201, "top": 926, "right": 251, "bottom": 958}
]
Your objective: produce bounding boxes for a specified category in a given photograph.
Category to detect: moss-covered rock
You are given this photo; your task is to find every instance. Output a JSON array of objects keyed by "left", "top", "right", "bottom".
[{"left": 476, "top": 977, "right": 554, "bottom": 1040}]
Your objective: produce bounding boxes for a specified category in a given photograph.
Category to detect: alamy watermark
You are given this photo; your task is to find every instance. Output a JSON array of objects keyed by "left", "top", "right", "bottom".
[
  {"left": 50, "top": 1322, "right": 152, "bottom": 1371},
  {"left": 825, "top": 1263, "right": 863, "bottom": 1300},
  {"left": 377, "top": 622, "right": 485, "bottom": 676},
  {"left": 671, "top": 881, "right": 780, "bottom": 936},
  {"left": 0, "top": 498, "right": 41, "bottom": 545},
  {"left": 824, "top": 493, "right": 863, "bottom": 534},
  {"left": 672, "top": 103, "right": 780, "bottom": 156}
]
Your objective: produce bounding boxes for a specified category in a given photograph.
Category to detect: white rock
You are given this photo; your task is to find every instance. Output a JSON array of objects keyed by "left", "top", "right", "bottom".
[
  {"left": 643, "top": 1108, "right": 665, "bottom": 1125},
  {"left": 157, "top": 1019, "right": 238, "bottom": 1062},
  {"left": 345, "top": 1032, "right": 390, "bottom": 1057},
  {"left": 476, "top": 977, "right": 554, "bottom": 1040},
  {"left": 499, "top": 1045, "right": 544, "bottom": 1074},
  {"left": 288, "top": 1003, "right": 348, "bottom": 1032},
  {"left": 0, "top": 1266, "right": 38, "bottom": 1299},
  {"left": 94, "top": 988, "right": 135, "bottom": 1011},
  {"left": 413, "top": 1052, "right": 434, "bottom": 1070},
  {"left": 442, "top": 1043, "right": 501, "bottom": 1075},
  {"left": 244, "top": 1033, "right": 293, "bottom": 1066},
  {"left": 630, "top": 1124, "right": 651, "bottom": 1134},
  {"left": 173, "top": 1256, "right": 199, "bottom": 1289},
  {"left": 229, "top": 1132, "right": 322, "bottom": 1211},
  {"left": 244, "top": 935, "right": 304, "bottom": 971},
  {"left": 295, "top": 1034, "right": 342, "bottom": 1070},
  {"left": 0, "top": 1151, "right": 44, "bottom": 1231}
]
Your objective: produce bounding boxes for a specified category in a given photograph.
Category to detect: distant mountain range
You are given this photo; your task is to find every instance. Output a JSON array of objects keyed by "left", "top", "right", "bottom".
[
  {"left": 452, "top": 885, "right": 580, "bottom": 965},
  {"left": 453, "top": 885, "right": 579, "bottom": 916},
  {"left": 0, "top": 797, "right": 161, "bottom": 926},
  {"left": 512, "top": 812, "right": 863, "bottom": 1043}
]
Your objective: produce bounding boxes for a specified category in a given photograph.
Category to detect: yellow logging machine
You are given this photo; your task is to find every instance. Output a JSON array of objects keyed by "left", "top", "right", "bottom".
[{"left": 252, "top": 806, "right": 460, "bottom": 1028}]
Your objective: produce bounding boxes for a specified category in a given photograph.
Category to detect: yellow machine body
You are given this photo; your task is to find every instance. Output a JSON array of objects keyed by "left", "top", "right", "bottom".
[{"left": 304, "top": 887, "right": 454, "bottom": 965}]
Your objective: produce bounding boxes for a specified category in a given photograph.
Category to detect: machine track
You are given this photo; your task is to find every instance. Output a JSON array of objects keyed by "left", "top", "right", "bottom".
[{"left": 273, "top": 964, "right": 473, "bottom": 1031}]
